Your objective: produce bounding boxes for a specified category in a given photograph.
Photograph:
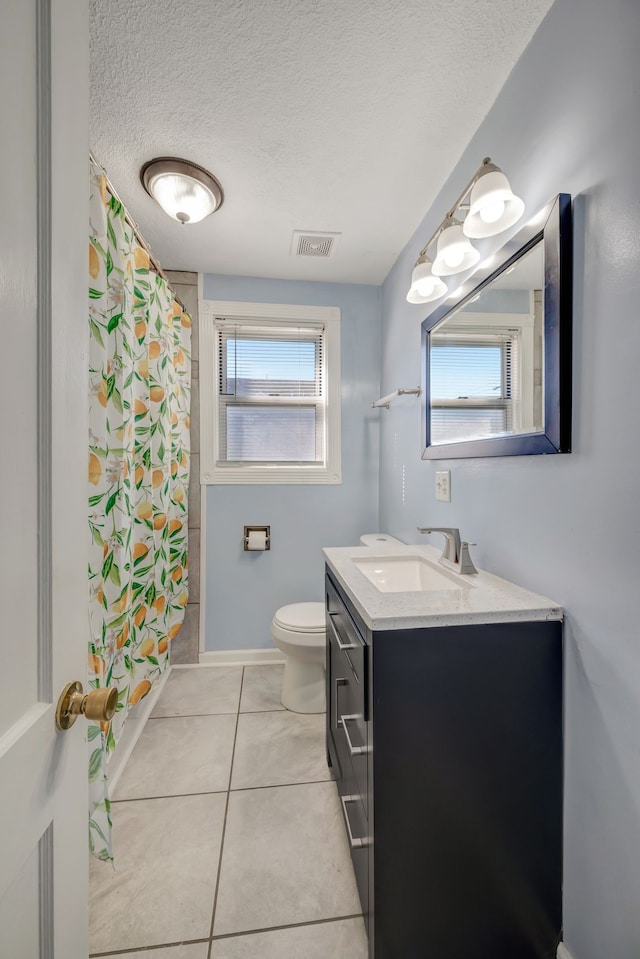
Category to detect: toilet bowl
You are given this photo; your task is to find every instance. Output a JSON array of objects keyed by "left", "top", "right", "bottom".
[
  {"left": 271, "top": 535, "right": 404, "bottom": 713},
  {"left": 270, "top": 602, "right": 326, "bottom": 713}
]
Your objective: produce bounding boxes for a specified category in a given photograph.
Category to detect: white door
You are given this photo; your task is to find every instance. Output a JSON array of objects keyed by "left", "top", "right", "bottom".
[{"left": 0, "top": 0, "right": 89, "bottom": 956}]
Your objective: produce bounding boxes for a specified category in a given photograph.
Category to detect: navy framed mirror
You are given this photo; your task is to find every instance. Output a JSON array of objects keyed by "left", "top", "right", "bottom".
[{"left": 421, "top": 194, "right": 572, "bottom": 459}]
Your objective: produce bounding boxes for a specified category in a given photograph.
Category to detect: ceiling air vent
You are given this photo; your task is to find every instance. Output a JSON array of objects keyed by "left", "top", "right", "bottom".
[{"left": 291, "top": 231, "right": 341, "bottom": 258}]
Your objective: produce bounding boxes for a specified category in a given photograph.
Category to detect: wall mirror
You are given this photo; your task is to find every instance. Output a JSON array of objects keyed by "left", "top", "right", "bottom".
[{"left": 421, "top": 194, "right": 572, "bottom": 459}]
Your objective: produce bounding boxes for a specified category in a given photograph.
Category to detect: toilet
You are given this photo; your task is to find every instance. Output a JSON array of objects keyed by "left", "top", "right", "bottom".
[
  {"left": 270, "top": 534, "right": 403, "bottom": 713},
  {"left": 271, "top": 602, "right": 326, "bottom": 713}
]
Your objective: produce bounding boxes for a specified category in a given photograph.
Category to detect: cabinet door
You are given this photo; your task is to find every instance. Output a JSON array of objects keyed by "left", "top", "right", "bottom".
[{"left": 372, "top": 621, "right": 563, "bottom": 959}]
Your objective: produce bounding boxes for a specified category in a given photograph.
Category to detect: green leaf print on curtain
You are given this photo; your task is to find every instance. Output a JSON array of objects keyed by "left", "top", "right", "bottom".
[{"left": 88, "top": 159, "right": 191, "bottom": 862}]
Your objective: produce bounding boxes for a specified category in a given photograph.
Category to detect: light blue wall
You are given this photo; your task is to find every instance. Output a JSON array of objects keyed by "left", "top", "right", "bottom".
[
  {"left": 379, "top": 2, "right": 640, "bottom": 957},
  {"left": 202, "top": 274, "right": 381, "bottom": 651}
]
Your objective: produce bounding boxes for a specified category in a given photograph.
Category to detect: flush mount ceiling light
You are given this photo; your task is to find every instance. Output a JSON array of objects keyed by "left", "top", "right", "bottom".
[
  {"left": 140, "top": 157, "right": 224, "bottom": 225},
  {"left": 406, "top": 157, "right": 524, "bottom": 304},
  {"left": 406, "top": 255, "right": 449, "bottom": 304}
]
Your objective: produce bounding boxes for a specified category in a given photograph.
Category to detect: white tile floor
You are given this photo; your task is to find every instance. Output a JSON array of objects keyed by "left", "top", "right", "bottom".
[{"left": 89, "top": 665, "right": 368, "bottom": 958}]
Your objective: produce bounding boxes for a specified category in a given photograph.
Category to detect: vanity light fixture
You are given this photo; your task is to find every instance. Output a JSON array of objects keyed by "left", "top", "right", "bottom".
[
  {"left": 140, "top": 157, "right": 224, "bottom": 224},
  {"left": 406, "top": 157, "right": 524, "bottom": 305}
]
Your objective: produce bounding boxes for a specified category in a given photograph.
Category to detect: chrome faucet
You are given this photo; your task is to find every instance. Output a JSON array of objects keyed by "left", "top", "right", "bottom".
[{"left": 417, "top": 527, "right": 478, "bottom": 575}]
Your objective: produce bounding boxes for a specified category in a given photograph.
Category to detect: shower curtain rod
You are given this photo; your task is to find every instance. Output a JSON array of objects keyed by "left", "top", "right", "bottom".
[{"left": 90, "top": 151, "right": 187, "bottom": 314}]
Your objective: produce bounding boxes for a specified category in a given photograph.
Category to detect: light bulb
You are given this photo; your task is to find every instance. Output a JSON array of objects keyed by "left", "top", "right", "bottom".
[
  {"left": 433, "top": 222, "right": 480, "bottom": 276},
  {"left": 416, "top": 276, "right": 437, "bottom": 297},
  {"left": 479, "top": 199, "right": 505, "bottom": 224},
  {"left": 444, "top": 246, "right": 465, "bottom": 269}
]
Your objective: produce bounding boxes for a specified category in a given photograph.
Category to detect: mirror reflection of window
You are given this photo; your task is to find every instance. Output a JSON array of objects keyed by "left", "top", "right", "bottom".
[
  {"left": 428, "top": 241, "right": 544, "bottom": 445},
  {"left": 430, "top": 333, "right": 517, "bottom": 443}
]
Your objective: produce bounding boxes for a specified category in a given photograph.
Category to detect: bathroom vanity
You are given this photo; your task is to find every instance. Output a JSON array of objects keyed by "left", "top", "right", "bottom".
[{"left": 324, "top": 544, "right": 563, "bottom": 959}]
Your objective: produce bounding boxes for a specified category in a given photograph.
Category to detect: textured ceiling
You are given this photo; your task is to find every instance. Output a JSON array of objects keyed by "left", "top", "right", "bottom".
[{"left": 89, "top": 0, "right": 554, "bottom": 285}]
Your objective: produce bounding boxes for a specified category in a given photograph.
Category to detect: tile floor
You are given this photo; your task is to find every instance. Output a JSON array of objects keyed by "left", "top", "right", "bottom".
[{"left": 89, "top": 665, "right": 368, "bottom": 958}]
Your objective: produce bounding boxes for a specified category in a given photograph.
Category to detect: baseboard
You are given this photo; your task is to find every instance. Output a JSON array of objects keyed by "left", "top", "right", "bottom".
[
  {"left": 107, "top": 666, "right": 171, "bottom": 793},
  {"left": 196, "top": 648, "right": 286, "bottom": 667},
  {"left": 557, "top": 943, "right": 573, "bottom": 959}
]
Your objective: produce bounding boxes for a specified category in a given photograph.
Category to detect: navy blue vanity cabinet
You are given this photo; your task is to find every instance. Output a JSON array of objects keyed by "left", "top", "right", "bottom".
[
  {"left": 326, "top": 573, "right": 370, "bottom": 920},
  {"left": 325, "top": 568, "right": 563, "bottom": 959}
]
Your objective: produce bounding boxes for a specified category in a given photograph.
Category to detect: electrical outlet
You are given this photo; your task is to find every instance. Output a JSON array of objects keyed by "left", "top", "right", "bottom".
[{"left": 435, "top": 470, "right": 451, "bottom": 502}]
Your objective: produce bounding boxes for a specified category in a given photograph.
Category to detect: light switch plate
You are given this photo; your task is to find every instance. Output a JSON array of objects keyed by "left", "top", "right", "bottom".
[{"left": 435, "top": 470, "right": 451, "bottom": 502}]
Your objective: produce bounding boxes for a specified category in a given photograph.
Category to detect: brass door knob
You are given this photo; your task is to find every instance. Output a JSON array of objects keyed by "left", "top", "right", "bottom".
[{"left": 55, "top": 681, "right": 118, "bottom": 731}]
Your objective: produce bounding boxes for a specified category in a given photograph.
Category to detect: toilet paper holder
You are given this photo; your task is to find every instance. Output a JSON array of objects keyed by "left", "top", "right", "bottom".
[{"left": 243, "top": 525, "right": 271, "bottom": 551}]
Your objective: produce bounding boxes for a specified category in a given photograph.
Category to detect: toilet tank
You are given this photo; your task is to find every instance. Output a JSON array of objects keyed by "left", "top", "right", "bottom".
[{"left": 359, "top": 533, "right": 404, "bottom": 547}]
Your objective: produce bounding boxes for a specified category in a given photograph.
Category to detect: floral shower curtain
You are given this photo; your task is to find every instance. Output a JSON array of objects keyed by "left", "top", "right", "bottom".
[{"left": 88, "top": 160, "right": 191, "bottom": 861}]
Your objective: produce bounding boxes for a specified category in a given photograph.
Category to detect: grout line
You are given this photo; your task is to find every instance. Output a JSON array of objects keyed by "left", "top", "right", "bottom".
[
  {"left": 148, "top": 706, "right": 286, "bottom": 720},
  {"left": 238, "top": 707, "right": 287, "bottom": 715},
  {"left": 112, "top": 778, "right": 335, "bottom": 806},
  {"left": 148, "top": 711, "right": 240, "bottom": 719},
  {"left": 87, "top": 913, "right": 364, "bottom": 957},
  {"left": 111, "top": 789, "right": 229, "bottom": 804},
  {"left": 112, "top": 777, "right": 335, "bottom": 806},
  {"left": 209, "top": 912, "right": 365, "bottom": 943},
  {"left": 207, "top": 666, "right": 245, "bottom": 959},
  {"left": 90, "top": 937, "right": 209, "bottom": 957},
  {"left": 229, "top": 777, "right": 334, "bottom": 794}
]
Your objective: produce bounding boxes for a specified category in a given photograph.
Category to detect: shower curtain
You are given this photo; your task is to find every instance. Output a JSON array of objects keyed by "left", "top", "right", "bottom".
[{"left": 88, "top": 160, "right": 191, "bottom": 861}]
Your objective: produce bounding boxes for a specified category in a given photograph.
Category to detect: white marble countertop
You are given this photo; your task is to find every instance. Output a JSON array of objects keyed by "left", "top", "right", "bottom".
[{"left": 322, "top": 543, "right": 563, "bottom": 631}]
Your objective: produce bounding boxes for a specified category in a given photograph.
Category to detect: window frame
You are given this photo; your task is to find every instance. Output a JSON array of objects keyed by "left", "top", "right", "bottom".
[
  {"left": 200, "top": 301, "right": 341, "bottom": 485},
  {"left": 428, "top": 319, "right": 532, "bottom": 445}
]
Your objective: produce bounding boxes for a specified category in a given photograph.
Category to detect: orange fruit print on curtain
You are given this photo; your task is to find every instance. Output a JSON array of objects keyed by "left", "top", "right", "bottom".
[{"left": 87, "top": 160, "right": 191, "bottom": 862}]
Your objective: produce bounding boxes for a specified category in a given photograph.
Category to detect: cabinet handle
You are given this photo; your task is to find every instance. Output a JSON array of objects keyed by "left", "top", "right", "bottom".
[
  {"left": 340, "top": 714, "right": 369, "bottom": 755},
  {"left": 327, "top": 612, "right": 356, "bottom": 651},
  {"left": 340, "top": 795, "right": 370, "bottom": 848},
  {"left": 335, "top": 678, "right": 347, "bottom": 731}
]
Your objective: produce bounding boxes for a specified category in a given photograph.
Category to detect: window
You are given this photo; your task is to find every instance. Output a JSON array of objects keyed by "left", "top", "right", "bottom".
[
  {"left": 429, "top": 329, "right": 520, "bottom": 444},
  {"left": 200, "top": 302, "right": 341, "bottom": 484}
]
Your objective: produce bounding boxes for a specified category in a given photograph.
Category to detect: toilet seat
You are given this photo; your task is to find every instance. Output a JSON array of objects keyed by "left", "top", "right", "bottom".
[{"left": 273, "top": 602, "right": 325, "bottom": 634}]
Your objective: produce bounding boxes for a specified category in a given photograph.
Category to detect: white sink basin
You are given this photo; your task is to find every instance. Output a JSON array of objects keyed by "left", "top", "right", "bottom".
[{"left": 353, "top": 554, "right": 473, "bottom": 593}]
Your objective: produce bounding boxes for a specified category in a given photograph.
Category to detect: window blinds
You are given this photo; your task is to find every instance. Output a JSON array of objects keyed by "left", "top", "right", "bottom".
[
  {"left": 430, "top": 330, "right": 519, "bottom": 444},
  {"left": 216, "top": 322, "right": 326, "bottom": 464}
]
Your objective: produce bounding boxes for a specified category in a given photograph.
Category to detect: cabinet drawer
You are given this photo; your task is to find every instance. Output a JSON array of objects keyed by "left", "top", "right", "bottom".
[
  {"left": 326, "top": 578, "right": 367, "bottom": 701},
  {"left": 333, "top": 705, "right": 368, "bottom": 818},
  {"left": 327, "top": 612, "right": 365, "bottom": 697},
  {"left": 336, "top": 764, "right": 369, "bottom": 919},
  {"left": 337, "top": 666, "right": 368, "bottom": 817}
]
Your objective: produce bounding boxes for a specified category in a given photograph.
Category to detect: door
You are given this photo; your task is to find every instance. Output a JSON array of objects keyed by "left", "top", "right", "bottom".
[{"left": 0, "top": 0, "right": 89, "bottom": 956}]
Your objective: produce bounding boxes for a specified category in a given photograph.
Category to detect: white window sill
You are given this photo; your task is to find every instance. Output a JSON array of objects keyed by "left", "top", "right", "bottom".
[{"left": 202, "top": 465, "right": 342, "bottom": 485}]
